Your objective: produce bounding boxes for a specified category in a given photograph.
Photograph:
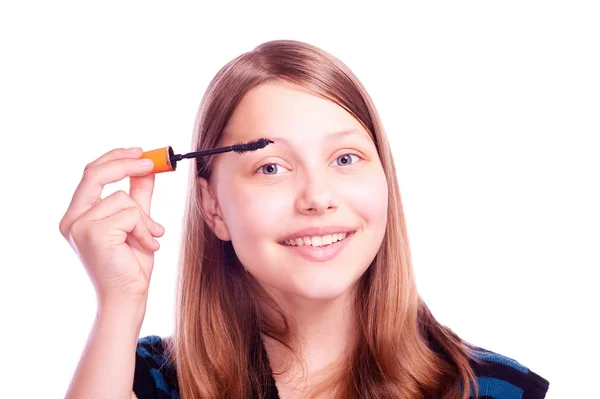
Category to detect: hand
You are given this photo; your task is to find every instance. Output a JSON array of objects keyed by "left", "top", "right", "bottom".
[{"left": 59, "top": 147, "right": 164, "bottom": 306}]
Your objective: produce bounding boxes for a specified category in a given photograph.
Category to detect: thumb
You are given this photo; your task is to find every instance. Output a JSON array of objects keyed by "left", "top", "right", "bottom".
[{"left": 129, "top": 173, "right": 155, "bottom": 216}]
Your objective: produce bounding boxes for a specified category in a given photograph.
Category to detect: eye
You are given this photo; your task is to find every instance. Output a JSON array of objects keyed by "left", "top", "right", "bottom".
[
  {"left": 331, "top": 153, "right": 360, "bottom": 167},
  {"left": 256, "top": 163, "right": 290, "bottom": 175}
]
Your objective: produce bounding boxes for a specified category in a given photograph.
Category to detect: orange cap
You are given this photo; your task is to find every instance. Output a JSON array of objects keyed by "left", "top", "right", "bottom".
[{"left": 141, "top": 146, "right": 176, "bottom": 174}]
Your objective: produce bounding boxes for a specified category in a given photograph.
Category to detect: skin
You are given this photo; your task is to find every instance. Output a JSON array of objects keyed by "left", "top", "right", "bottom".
[{"left": 199, "top": 80, "right": 389, "bottom": 395}]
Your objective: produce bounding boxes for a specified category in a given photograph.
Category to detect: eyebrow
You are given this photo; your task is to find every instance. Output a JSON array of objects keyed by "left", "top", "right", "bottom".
[{"left": 265, "top": 128, "right": 372, "bottom": 146}]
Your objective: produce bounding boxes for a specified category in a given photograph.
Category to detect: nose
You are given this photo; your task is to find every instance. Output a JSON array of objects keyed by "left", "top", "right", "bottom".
[{"left": 295, "top": 170, "right": 339, "bottom": 215}]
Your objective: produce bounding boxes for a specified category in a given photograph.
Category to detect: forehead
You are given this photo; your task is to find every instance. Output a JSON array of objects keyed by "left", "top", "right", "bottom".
[{"left": 222, "top": 81, "right": 369, "bottom": 144}]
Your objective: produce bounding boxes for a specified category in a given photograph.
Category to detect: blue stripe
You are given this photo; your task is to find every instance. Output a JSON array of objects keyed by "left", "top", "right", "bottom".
[
  {"left": 137, "top": 335, "right": 168, "bottom": 358},
  {"left": 136, "top": 346, "right": 152, "bottom": 358},
  {"left": 150, "top": 368, "right": 180, "bottom": 399},
  {"left": 471, "top": 376, "right": 524, "bottom": 399},
  {"left": 472, "top": 349, "right": 529, "bottom": 374}
]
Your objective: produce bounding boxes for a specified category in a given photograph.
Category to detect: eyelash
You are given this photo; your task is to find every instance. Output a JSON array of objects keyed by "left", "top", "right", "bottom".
[{"left": 255, "top": 153, "right": 361, "bottom": 175}]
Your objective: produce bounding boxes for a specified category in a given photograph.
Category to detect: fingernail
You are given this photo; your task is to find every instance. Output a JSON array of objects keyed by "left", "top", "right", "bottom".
[
  {"left": 155, "top": 221, "right": 164, "bottom": 231},
  {"left": 139, "top": 159, "right": 154, "bottom": 167},
  {"left": 128, "top": 147, "right": 142, "bottom": 153}
]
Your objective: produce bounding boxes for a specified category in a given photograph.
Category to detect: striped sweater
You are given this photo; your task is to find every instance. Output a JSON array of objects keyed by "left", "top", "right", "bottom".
[{"left": 133, "top": 335, "right": 549, "bottom": 398}]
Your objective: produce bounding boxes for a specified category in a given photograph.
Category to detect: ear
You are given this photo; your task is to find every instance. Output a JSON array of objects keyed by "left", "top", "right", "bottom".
[{"left": 198, "top": 177, "right": 231, "bottom": 241}]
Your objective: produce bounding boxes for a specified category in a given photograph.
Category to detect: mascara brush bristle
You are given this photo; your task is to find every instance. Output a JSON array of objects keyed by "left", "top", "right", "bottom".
[{"left": 232, "top": 138, "right": 274, "bottom": 153}]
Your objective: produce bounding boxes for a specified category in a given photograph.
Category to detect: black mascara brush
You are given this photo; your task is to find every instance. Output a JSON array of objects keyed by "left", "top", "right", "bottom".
[{"left": 141, "top": 138, "right": 274, "bottom": 174}]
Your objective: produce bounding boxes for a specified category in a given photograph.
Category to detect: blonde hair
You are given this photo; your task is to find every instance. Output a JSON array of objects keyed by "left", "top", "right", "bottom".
[{"left": 164, "top": 39, "right": 481, "bottom": 398}]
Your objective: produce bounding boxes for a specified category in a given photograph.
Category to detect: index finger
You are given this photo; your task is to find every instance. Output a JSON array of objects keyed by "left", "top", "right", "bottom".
[{"left": 62, "top": 155, "right": 155, "bottom": 233}]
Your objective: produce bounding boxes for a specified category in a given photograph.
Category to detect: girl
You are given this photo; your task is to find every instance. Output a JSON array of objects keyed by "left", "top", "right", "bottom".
[{"left": 61, "top": 40, "right": 549, "bottom": 399}]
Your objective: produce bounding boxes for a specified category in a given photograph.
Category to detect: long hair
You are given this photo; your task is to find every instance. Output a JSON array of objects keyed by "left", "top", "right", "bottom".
[{"left": 164, "top": 39, "right": 481, "bottom": 398}]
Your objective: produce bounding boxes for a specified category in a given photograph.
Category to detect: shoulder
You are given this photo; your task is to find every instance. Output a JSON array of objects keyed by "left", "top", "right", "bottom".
[
  {"left": 134, "top": 335, "right": 180, "bottom": 399},
  {"left": 468, "top": 346, "right": 550, "bottom": 399}
]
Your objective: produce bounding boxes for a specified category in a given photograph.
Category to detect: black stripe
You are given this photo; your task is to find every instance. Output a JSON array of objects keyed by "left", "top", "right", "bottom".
[
  {"left": 521, "top": 369, "right": 550, "bottom": 399},
  {"left": 470, "top": 359, "right": 549, "bottom": 398},
  {"left": 134, "top": 349, "right": 161, "bottom": 399}
]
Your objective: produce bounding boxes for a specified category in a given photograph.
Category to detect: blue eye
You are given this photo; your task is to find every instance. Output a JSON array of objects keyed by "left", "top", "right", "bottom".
[
  {"left": 333, "top": 153, "right": 360, "bottom": 166},
  {"left": 257, "top": 163, "right": 289, "bottom": 175},
  {"left": 259, "top": 164, "right": 278, "bottom": 175}
]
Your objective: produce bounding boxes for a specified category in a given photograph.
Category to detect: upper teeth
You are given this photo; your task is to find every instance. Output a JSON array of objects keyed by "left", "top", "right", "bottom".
[{"left": 284, "top": 233, "right": 348, "bottom": 247}]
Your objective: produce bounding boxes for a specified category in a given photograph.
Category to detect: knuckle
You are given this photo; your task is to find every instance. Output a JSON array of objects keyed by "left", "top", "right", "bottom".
[
  {"left": 58, "top": 217, "right": 68, "bottom": 237},
  {"left": 82, "top": 165, "right": 98, "bottom": 180},
  {"left": 83, "top": 162, "right": 93, "bottom": 172},
  {"left": 71, "top": 218, "right": 100, "bottom": 241},
  {"left": 114, "top": 190, "right": 130, "bottom": 202},
  {"left": 146, "top": 215, "right": 156, "bottom": 228},
  {"left": 126, "top": 206, "right": 142, "bottom": 219},
  {"left": 111, "top": 148, "right": 134, "bottom": 160},
  {"left": 82, "top": 221, "right": 103, "bottom": 242},
  {"left": 69, "top": 219, "right": 86, "bottom": 242},
  {"left": 104, "top": 148, "right": 123, "bottom": 159}
]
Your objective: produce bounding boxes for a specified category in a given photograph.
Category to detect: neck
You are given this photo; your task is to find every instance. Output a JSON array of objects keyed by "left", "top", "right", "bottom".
[{"left": 261, "top": 285, "right": 357, "bottom": 381}]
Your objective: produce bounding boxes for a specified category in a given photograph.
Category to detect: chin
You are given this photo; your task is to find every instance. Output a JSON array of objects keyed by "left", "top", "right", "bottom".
[{"left": 287, "top": 276, "right": 359, "bottom": 301}]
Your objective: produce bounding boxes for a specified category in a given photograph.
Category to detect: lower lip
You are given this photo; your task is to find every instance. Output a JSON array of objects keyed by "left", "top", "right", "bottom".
[{"left": 280, "top": 233, "right": 355, "bottom": 262}]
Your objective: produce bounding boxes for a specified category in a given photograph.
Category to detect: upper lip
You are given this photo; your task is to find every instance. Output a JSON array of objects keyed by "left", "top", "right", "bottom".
[{"left": 279, "top": 226, "right": 356, "bottom": 243}]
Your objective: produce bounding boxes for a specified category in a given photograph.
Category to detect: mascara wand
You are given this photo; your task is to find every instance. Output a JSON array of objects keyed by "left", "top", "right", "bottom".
[{"left": 141, "top": 138, "right": 274, "bottom": 174}]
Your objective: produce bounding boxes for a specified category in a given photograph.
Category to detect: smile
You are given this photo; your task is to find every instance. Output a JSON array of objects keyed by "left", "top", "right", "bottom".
[
  {"left": 283, "top": 232, "right": 348, "bottom": 247},
  {"left": 279, "top": 231, "right": 356, "bottom": 262}
]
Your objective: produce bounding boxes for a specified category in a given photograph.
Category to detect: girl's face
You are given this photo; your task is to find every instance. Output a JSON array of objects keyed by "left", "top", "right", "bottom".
[{"left": 203, "top": 81, "right": 388, "bottom": 301}]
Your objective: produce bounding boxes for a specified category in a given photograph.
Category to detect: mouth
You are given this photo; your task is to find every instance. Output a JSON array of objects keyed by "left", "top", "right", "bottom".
[
  {"left": 278, "top": 231, "right": 356, "bottom": 262},
  {"left": 281, "top": 231, "right": 353, "bottom": 247}
]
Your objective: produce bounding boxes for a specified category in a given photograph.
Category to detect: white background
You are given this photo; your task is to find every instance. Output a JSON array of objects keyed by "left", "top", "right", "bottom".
[{"left": 1, "top": 1, "right": 598, "bottom": 398}]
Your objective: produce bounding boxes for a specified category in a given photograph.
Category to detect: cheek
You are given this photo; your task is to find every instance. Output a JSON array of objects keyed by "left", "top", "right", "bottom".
[
  {"left": 340, "top": 169, "right": 389, "bottom": 226},
  {"left": 222, "top": 183, "right": 291, "bottom": 242}
]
